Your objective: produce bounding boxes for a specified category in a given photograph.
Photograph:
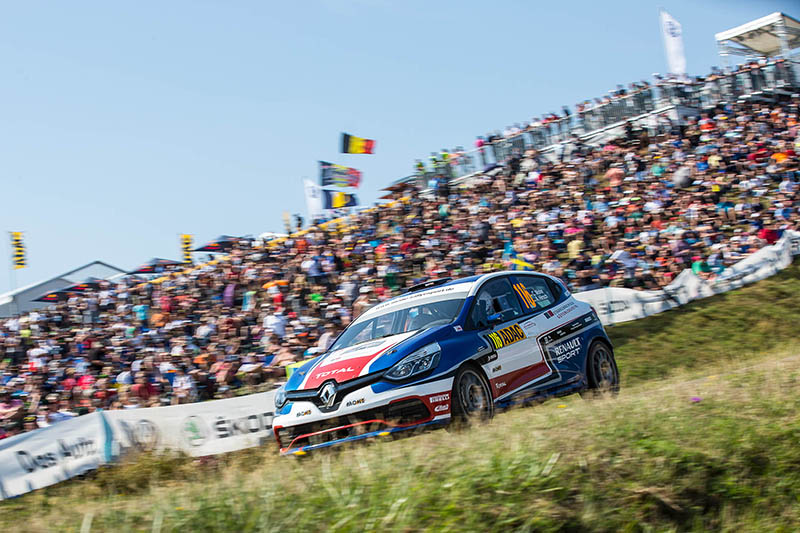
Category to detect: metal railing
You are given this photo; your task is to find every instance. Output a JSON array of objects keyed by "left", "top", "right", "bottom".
[{"left": 406, "top": 59, "right": 799, "bottom": 186}]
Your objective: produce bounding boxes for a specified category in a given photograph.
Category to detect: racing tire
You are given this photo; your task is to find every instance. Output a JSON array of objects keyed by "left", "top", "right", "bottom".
[
  {"left": 450, "top": 365, "right": 494, "bottom": 426},
  {"left": 581, "top": 342, "right": 620, "bottom": 398}
]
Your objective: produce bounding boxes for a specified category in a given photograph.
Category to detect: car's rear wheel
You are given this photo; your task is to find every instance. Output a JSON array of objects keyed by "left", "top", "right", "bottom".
[
  {"left": 582, "top": 342, "right": 620, "bottom": 398},
  {"left": 451, "top": 365, "right": 494, "bottom": 425}
]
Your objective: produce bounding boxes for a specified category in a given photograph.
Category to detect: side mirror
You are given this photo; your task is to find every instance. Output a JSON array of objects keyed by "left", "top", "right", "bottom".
[{"left": 487, "top": 312, "right": 504, "bottom": 326}]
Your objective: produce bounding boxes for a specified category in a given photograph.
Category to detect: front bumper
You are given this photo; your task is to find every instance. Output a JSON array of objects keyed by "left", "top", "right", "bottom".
[
  {"left": 278, "top": 416, "right": 450, "bottom": 456},
  {"left": 273, "top": 377, "right": 453, "bottom": 455}
]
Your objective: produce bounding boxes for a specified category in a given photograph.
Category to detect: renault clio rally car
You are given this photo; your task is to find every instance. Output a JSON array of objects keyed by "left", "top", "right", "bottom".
[{"left": 272, "top": 271, "right": 619, "bottom": 455}]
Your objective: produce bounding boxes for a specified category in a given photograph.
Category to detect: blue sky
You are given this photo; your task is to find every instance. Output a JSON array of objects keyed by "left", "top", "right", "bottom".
[{"left": 0, "top": 0, "right": 794, "bottom": 293}]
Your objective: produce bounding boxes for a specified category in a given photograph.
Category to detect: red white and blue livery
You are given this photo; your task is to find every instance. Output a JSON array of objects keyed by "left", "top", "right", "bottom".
[{"left": 272, "top": 271, "right": 619, "bottom": 455}]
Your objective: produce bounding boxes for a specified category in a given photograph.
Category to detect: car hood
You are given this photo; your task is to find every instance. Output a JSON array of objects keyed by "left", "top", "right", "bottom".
[{"left": 293, "top": 330, "right": 420, "bottom": 390}]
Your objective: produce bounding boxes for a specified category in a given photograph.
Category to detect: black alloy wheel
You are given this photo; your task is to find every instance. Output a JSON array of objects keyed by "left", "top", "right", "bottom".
[
  {"left": 451, "top": 365, "right": 494, "bottom": 425},
  {"left": 583, "top": 342, "right": 620, "bottom": 398}
]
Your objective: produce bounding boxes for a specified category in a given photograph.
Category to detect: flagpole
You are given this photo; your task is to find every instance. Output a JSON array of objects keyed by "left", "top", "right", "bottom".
[{"left": 8, "top": 232, "right": 18, "bottom": 316}]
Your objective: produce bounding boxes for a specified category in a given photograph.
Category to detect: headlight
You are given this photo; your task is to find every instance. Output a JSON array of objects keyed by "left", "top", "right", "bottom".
[
  {"left": 384, "top": 342, "right": 441, "bottom": 381},
  {"left": 274, "top": 386, "right": 288, "bottom": 410}
]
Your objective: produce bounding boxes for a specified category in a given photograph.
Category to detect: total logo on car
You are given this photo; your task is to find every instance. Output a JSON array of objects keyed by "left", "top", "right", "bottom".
[{"left": 272, "top": 271, "right": 619, "bottom": 455}]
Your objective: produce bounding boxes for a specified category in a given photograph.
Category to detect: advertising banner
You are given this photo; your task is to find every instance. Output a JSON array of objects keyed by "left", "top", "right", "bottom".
[
  {"left": 0, "top": 412, "right": 111, "bottom": 500},
  {"left": 103, "top": 390, "right": 276, "bottom": 457},
  {"left": 574, "top": 231, "right": 800, "bottom": 325}
]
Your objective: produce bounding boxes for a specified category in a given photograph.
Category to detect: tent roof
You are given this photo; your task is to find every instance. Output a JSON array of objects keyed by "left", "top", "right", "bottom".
[{"left": 715, "top": 12, "right": 800, "bottom": 57}]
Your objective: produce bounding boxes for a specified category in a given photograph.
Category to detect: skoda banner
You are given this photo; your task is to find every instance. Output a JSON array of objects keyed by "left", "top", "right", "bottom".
[
  {"left": 104, "top": 390, "right": 276, "bottom": 457},
  {"left": 0, "top": 412, "right": 112, "bottom": 500}
]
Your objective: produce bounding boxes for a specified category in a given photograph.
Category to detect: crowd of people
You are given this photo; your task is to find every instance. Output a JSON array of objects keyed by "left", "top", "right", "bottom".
[{"left": 2, "top": 93, "right": 799, "bottom": 439}]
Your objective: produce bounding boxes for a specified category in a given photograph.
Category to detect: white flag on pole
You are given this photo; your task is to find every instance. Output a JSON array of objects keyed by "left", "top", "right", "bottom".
[
  {"left": 303, "top": 178, "right": 324, "bottom": 220},
  {"left": 660, "top": 10, "right": 686, "bottom": 78}
]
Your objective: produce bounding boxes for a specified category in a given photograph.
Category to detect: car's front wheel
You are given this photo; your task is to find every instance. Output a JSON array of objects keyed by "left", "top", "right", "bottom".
[
  {"left": 582, "top": 341, "right": 620, "bottom": 398},
  {"left": 450, "top": 365, "right": 494, "bottom": 425}
]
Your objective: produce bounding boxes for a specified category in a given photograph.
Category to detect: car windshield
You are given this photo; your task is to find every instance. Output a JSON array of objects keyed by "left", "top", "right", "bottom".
[{"left": 329, "top": 298, "right": 465, "bottom": 352}]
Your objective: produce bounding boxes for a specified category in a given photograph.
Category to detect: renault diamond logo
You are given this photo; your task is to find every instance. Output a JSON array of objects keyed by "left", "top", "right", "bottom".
[{"left": 319, "top": 381, "right": 337, "bottom": 408}]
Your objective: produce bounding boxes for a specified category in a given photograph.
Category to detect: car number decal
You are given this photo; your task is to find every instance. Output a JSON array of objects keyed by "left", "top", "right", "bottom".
[
  {"left": 484, "top": 323, "right": 526, "bottom": 350},
  {"left": 512, "top": 283, "right": 537, "bottom": 310}
]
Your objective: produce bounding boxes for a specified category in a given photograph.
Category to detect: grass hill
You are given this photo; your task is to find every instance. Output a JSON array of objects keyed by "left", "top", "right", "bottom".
[{"left": 2, "top": 262, "right": 799, "bottom": 532}]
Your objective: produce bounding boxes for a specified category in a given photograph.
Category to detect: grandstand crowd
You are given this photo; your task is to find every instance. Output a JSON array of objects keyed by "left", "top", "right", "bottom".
[{"left": 2, "top": 93, "right": 799, "bottom": 438}]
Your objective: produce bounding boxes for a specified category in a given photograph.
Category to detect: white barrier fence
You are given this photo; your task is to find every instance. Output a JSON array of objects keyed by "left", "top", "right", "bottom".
[
  {"left": 574, "top": 230, "right": 800, "bottom": 325},
  {"left": 1, "top": 230, "right": 798, "bottom": 499},
  {"left": 0, "top": 392, "right": 275, "bottom": 500},
  {"left": 106, "top": 391, "right": 275, "bottom": 458},
  {"left": 0, "top": 412, "right": 112, "bottom": 500}
]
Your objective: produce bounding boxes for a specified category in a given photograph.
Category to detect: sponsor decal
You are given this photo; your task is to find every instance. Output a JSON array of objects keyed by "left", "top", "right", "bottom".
[
  {"left": 520, "top": 318, "right": 537, "bottom": 331},
  {"left": 484, "top": 323, "right": 526, "bottom": 350},
  {"left": 15, "top": 438, "right": 98, "bottom": 474},
  {"left": 453, "top": 325, "right": 463, "bottom": 332},
  {"left": 118, "top": 419, "right": 159, "bottom": 452},
  {"left": 554, "top": 303, "right": 578, "bottom": 319},
  {"left": 513, "top": 282, "right": 537, "bottom": 310},
  {"left": 434, "top": 404, "right": 449, "bottom": 412},
  {"left": 495, "top": 382, "right": 507, "bottom": 390},
  {"left": 595, "top": 300, "right": 629, "bottom": 315},
  {"left": 345, "top": 398, "right": 365, "bottom": 407},
  {"left": 552, "top": 337, "right": 582, "bottom": 363},
  {"left": 296, "top": 409, "right": 312, "bottom": 417},
  {"left": 314, "top": 367, "right": 355, "bottom": 380},
  {"left": 544, "top": 310, "right": 555, "bottom": 319},
  {"left": 476, "top": 345, "right": 487, "bottom": 353},
  {"left": 491, "top": 364, "right": 502, "bottom": 373},
  {"left": 366, "top": 285, "right": 464, "bottom": 315},
  {"left": 212, "top": 411, "right": 274, "bottom": 439},
  {"left": 429, "top": 393, "right": 450, "bottom": 403},
  {"left": 477, "top": 351, "right": 498, "bottom": 365},
  {"left": 539, "top": 312, "right": 599, "bottom": 345},
  {"left": 182, "top": 415, "right": 209, "bottom": 447}
]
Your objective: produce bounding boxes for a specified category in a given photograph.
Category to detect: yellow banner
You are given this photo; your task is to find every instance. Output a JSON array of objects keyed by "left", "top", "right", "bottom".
[
  {"left": 10, "top": 232, "right": 26, "bottom": 270},
  {"left": 181, "top": 234, "right": 193, "bottom": 264}
]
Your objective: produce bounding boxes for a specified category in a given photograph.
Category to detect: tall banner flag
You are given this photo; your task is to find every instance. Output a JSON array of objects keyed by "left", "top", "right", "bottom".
[
  {"left": 303, "top": 179, "right": 324, "bottom": 219},
  {"left": 323, "top": 190, "right": 359, "bottom": 210},
  {"left": 319, "top": 161, "right": 362, "bottom": 188},
  {"left": 340, "top": 133, "right": 375, "bottom": 154},
  {"left": 10, "top": 232, "right": 25, "bottom": 270},
  {"left": 660, "top": 10, "right": 687, "bottom": 77},
  {"left": 180, "top": 234, "right": 193, "bottom": 264}
]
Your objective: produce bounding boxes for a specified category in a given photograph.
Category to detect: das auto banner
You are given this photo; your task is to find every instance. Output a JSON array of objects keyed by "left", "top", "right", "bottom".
[
  {"left": 0, "top": 412, "right": 112, "bottom": 500},
  {"left": 103, "top": 390, "right": 276, "bottom": 457},
  {"left": 575, "top": 231, "right": 800, "bottom": 325}
]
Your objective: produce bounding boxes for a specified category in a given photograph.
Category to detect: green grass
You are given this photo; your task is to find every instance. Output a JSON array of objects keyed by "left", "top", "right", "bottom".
[
  {"left": 2, "top": 261, "right": 800, "bottom": 532},
  {"left": 610, "top": 261, "right": 800, "bottom": 385}
]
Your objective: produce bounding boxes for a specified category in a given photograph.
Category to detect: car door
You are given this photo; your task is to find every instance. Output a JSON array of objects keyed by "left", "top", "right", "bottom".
[{"left": 468, "top": 276, "right": 547, "bottom": 399}]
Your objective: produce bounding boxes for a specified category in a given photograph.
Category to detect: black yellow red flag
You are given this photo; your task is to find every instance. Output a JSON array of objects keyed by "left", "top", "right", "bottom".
[{"left": 340, "top": 133, "right": 375, "bottom": 154}]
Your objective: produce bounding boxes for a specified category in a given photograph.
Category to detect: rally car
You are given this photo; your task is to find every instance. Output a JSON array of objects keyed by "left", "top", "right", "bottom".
[{"left": 272, "top": 271, "right": 619, "bottom": 455}]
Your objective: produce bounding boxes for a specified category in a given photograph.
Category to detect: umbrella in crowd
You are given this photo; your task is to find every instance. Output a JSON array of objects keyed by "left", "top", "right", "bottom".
[
  {"left": 62, "top": 277, "right": 105, "bottom": 293},
  {"left": 193, "top": 235, "right": 242, "bottom": 253},
  {"left": 32, "top": 288, "right": 69, "bottom": 303},
  {"left": 127, "top": 258, "right": 184, "bottom": 275}
]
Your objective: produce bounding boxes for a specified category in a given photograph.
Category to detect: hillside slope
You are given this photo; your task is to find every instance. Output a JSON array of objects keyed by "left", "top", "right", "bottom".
[{"left": 2, "top": 262, "right": 799, "bottom": 532}]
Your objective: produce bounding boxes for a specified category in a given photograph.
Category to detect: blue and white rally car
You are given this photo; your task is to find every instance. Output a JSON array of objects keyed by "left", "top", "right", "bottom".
[{"left": 272, "top": 271, "right": 619, "bottom": 455}]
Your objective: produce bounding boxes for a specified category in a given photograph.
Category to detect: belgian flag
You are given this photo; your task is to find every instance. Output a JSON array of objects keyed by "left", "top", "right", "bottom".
[
  {"left": 323, "top": 190, "right": 359, "bottom": 209},
  {"left": 10, "top": 232, "right": 26, "bottom": 269},
  {"left": 181, "top": 234, "right": 193, "bottom": 264},
  {"left": 340, "top": 133, "right": 375, "bottom": 154}
]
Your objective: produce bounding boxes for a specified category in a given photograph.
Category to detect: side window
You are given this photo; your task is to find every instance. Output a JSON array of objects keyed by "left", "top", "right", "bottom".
[
  {"left": 468, "top": 278, "right": 524, "bottom": 329},
  {"left": 513, "top": 276, "right": 557, "bottom": 311}
]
